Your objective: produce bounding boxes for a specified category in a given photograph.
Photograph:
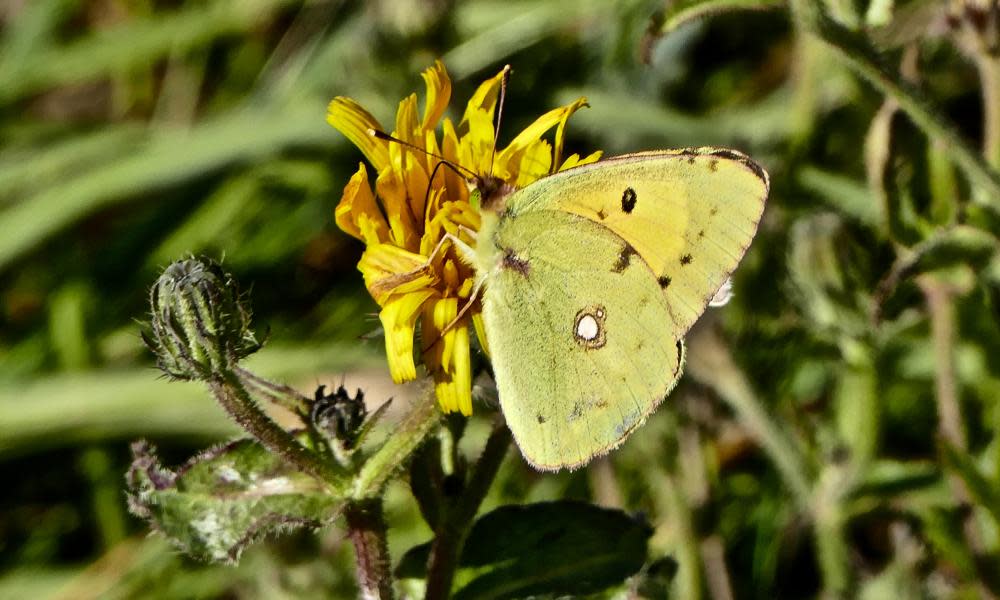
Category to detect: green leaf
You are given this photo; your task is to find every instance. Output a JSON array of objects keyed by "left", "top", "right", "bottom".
[
  {"left": 397, "top": 501, "right": 651, "bottom": 599},
  {"left": 0, "top": 0, "right": 297, "bottom": 105},
  {"left": 797, "top": 167, "right": 882, "bottom": 227},
  {"left": 941, "top": 442, "right": 1000, "bottom": 528},
  {"left": 127, "top": 438, "right": 344, "bottom": 564},
  {"left": 852, "top": 459, "right": 941, "bottom": 499},
  {"left": 907, "top": 226, "right": 998, "bottom": 276},
  {"left": 656, "top": 0, "right": 784, "bottom": 35}
]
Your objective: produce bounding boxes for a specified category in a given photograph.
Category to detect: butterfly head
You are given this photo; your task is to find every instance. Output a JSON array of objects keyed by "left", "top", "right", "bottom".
[{"left": 470, "top": 173, "right": 516, "bottom": 215}]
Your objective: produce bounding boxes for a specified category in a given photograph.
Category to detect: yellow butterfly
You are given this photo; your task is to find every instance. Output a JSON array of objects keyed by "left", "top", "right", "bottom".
[{"left": 471, "top": 149, "right": 769, "bottom": 470}]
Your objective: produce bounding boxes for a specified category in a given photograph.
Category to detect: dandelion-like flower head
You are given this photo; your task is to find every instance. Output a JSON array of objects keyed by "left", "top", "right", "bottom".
[{"left": 328, "top": 61, "right": 599, "bottom": 415}]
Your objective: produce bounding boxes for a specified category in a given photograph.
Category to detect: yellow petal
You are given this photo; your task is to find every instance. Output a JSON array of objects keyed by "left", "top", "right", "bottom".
[
  {"left": 421, "top": 298, "right": 473, "bottom": 414},
  {"left": 577, "top": 150, "right": 603, "bottom": 166},
  {"left": 422, "top": 296, "right": 456, "bottom": 372},
  {"left": 335, "top": 163, "right": 388, "bottom": 244},
  {"left": 472, "top": 312, "right": 490, "bottom": 358},
  {"left": 394, "top": 93, "right": 420, "bottom": 144},
  {"left": 327, "top": 97, "right": 390, "bottom": 171},
  {"left": 440, "top": 118, "right": 468, "bottom": 193},
  {"left": 552, "top": 96, "right": 589, "bottom": 169},
  {"left": 380, "top": 290, "right": 435, "bottom": 383},
  {"left": 514, "top": 140, "right": 552, "bottom": 188},
  {"left": 445, "top": 321, "right": 473, "bottom": 415},
  {"left": 558, "top": 150, "right": 604, "bottom": 171},
  {"left": 375, "top": 169, "right": 420, "bottom": 251},
  {"left": 460, "top": 107, "right": 498, "bottom": 176},
  {"left": 495, "top": 97, "right": 588, "bottom": 176},
  {"left": 358, "top": 244, "right": 436, "bottom": 305},
  {"left": 421, "top": 60, "right": 451, "bottom": 131},
  {"left": 460, "top": 67, "right": 505, "bottom": 131}
]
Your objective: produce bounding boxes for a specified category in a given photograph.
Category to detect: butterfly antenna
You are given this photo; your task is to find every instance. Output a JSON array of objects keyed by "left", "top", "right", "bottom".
[
  {"left": 370, "top": 128, "right": 484, "bottom": 230},
  {"left": 489, "top": 65, "right": 512, "bottom": 176},
  {"left": 369, "top": 129, "right": 478, "bottom": 180},
  {"left": 420, "top": 283, "right": 483, "bottom": 356},
  {"left": 422, "top": 159, "right": 476, "bottom": 224}
]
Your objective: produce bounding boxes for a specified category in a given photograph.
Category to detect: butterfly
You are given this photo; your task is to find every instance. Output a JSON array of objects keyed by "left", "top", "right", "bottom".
[{"left": 470, "top": 149, "right": 769, "bottom": 471}]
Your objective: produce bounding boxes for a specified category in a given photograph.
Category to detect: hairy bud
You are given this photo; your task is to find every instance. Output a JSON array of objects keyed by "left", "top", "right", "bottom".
[{"left": 145, "top": 258, "right": 260, "bottom": 380}]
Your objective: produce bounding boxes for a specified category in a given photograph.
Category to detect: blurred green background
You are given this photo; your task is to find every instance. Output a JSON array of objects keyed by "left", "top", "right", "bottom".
[{"left": 3, "top": 0, "right": 1000, "bottom": 598}]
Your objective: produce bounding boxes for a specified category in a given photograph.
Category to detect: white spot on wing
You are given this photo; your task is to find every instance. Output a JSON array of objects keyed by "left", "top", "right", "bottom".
[
  {"left": 709, "top": 278, "right": 734, "bottom": 307},
  {"left": 577, "top": 315, "right": 599, "bottom": 340},
  {"left": 573, "top": 305, "right": 607, "bottom": 348}
]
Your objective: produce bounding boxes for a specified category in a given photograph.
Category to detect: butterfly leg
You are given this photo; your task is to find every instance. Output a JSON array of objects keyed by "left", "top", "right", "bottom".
[{"left": 420, "top": 228, "right": 477, "bottom": 269}]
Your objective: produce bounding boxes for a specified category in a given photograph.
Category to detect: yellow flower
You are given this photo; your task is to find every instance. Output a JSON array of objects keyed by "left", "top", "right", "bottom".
[{"left": 328, "top": 61, "right": 601, "bottom": 415}]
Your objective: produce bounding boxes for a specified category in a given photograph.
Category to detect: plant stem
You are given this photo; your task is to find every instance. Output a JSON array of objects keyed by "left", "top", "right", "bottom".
[
  {"left": 344, "top": 497, "right": 395, "bottom": 600},
  {"left": 813, "top": 465, "right": 853, "bottom": 599},
  {"left": 235, "top": 365, "right": 310, "bottom": 414},
  {"left": 354, "top": 386, "right": 442, "bottom": 499},
  {"left": 919, "top": 278, "right": 965, "bottom": 450},
  {"left": 424, "top": 420, "right": 511, "bottom": 600},
  {"left": 918, "top": 276, "right": 999, "bottom": 599},
  {"left": 686, "top": 328, "right": 812, "bottom": 506},
  {"left": 661, "top": 471, "right": 702, "bottom": 600},
  {"left": 790, "top": 0, "right": 1000, "bottom": 209},
  {"left": 209, "top": 371, "right": 345, "bottom": 487},
  {"left": 978, "top": 54, "right": 1000, "bottom": 170}
]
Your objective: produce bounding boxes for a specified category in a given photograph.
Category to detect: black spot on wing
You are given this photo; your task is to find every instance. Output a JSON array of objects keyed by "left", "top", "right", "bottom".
[
  {"left": 501, "top": 248, "right": 530, "bottom": 275},
  {"left": 612, "top": 243, "right": 638, "bottom": 273},
  {"left": 537, "top": 414, "right": 546, "bottom": 424},
  {"left": 621, "top": 187, "right": 637, "bottom": 213},
  {"left": 708, "top": 149, "right": 769, "bottom": 187},
  {"left": 680, "top": 254, "right": 693, "bottom": 266},
  {"left": 674, "top": 340, "right": 685, "bottom": 375},
  {"left": 658, "top": 276, "right": 672, "bottom": 289}
]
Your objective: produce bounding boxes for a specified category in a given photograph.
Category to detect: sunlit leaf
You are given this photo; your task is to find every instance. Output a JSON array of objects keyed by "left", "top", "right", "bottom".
[{"left": 127, "top": 439, "right": 343, "bottom": 564}]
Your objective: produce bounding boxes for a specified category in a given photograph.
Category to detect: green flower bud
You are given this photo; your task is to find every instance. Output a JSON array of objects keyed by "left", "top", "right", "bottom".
[{"left": 145, "top": 258, "right": 260, "bottom": 380}]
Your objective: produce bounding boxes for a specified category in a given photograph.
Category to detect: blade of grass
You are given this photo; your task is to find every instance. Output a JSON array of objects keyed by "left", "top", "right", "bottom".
[{"left": 0, "top": 99, "right": 335, "bottom": 272}]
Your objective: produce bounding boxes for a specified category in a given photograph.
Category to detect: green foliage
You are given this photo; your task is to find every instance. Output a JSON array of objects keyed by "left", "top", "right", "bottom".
[
  {"left": 396, "top": 501, "right": 652, "bottom": 599},
  {"left": 4, "top": 0, "right": 1000, "bottom": 598},
  {"left": 127, "top": 438, "right": 343, "bottom": 563}
]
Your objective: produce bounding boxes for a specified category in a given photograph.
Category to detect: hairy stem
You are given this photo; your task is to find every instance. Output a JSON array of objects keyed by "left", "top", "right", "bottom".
[
  {"left": 235, "top": 365, "right": 311, "bottom": 414},
  {"left": 344, "top": 498, "right": 395, "bottom": 600},
  {"left": 424, "top": 420, "right": 511, "bottom": 600},
  {"left": 209, "top": 371, "right": 344, "bottom": 487}
]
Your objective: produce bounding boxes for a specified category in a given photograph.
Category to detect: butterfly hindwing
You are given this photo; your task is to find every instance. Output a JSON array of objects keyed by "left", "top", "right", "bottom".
[{"left": 480, "top": 209, "right": 683, "bottom": 470}]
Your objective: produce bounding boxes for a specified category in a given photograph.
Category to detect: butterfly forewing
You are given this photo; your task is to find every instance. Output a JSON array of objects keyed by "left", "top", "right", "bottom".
[{"left": 507, "top": 149, "right": 769, "bottom": 334}]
